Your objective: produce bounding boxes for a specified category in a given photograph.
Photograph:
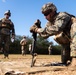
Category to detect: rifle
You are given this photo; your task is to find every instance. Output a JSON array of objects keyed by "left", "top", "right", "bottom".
[
  {"left": 31, "top": 32, "right": 37, "bottom": 67},
  {"left": 30, "top": 19, "right": 41, "bottom": 67}
]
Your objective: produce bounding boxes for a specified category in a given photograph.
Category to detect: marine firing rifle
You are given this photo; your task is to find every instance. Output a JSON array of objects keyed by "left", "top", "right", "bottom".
[{"left": 30, "top": 19, "right": 41, "bottom": 67}]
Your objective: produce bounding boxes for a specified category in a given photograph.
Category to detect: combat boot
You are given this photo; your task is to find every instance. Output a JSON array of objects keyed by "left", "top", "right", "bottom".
[
  {"left": 61, "top": 45, "right": 71, "bottom": 66},
  {"left": 69, "top": 58, "right": 76, "bottom": 67}
]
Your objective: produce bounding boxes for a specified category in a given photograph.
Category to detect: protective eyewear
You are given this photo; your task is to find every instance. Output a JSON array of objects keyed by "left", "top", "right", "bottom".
[
  {"left": 44, "top": 10, "right": 52, "bottom": 16},
  {"left": 5, "top": 14, "right": 10, "bottom": 16}
]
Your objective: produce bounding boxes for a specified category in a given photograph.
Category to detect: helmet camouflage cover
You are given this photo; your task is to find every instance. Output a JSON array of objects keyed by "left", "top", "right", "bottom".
[
  {"left": 4, "top": 10, "right": 11, "bottom": 16},
  {"left": 41, "top": 2, "right": 57, "bottom": 14}
]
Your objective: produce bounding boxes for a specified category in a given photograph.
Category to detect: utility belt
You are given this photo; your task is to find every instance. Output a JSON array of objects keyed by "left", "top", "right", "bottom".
[
  {"left": 54, "top": 32, "right": 71, "bottom": 45},
  {"left": 21, "top": 44, "right": 26, "bottom": 46},
  {"left": 21, "top": 43, "right": 26, "bottom": 46},
  {"left": 0, "top": 25, "right": 11, "bottom": 35}
]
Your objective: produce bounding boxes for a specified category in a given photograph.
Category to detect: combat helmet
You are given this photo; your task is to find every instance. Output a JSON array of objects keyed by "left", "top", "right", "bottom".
[
  {"left": 4, "top": 10, "right": 11, "bottom": 17},
  {"left": 23, "top": 35, "right": 26, "bottom": 38},
  {"left": 41, "top": 2, "right": 57, "bottom": 14}
]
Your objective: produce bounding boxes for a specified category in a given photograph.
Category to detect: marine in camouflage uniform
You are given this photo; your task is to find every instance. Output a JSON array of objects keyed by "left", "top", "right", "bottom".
[
  {"left": 48, "top": 44, "right": 52, "bottom": 55},
  {"left": 20, "top": 36, "right": 27, "bottom": 56},
  {"left": 0, "top": 10, "right": 15, "bottom": 58},
  {"left": 30, "top": 2, "right": 76, "bottom": 66}
]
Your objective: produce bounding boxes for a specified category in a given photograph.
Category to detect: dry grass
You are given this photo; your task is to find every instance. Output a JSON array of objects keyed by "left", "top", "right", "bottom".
[
  {"left": 0, "top": 54, "right": 76, "bottom": 75},
  {"left": 0, "top": 54, "right": 61, "bottom": 62}
]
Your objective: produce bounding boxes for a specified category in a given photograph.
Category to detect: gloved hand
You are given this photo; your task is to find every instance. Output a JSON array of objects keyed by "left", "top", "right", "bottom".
[
  {"left": 11, "top": 34, "right": 15, "bottom": 42},
  {"left": 30, "top": 24, "right": 38, "bottom": 33},
  {"left": 30, "top": 19, "right": 41, "bottom": 33},
  {"left": 12, "top": 34, "right": 15, "bottom": 39}
]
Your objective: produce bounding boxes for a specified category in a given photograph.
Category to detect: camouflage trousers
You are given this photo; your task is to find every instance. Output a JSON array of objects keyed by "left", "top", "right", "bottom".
[
  {"left": 70, "top": 22, "right": 76, "bottom": 57},
  {"left": 0, "top": 34, "right": 10, "bottom": 58},
  {"left": 21, "top": 45, "right": 26, "bottom": 55}
]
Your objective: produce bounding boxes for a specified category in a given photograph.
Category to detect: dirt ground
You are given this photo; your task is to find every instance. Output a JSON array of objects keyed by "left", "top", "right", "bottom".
[{"left": 0, "top": 54, "right": 76, "bottom": 75}]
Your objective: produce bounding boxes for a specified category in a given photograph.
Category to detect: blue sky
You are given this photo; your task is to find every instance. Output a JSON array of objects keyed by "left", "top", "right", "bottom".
[{"left": 0, "top": 0, "right": 76, "bottom": 45}]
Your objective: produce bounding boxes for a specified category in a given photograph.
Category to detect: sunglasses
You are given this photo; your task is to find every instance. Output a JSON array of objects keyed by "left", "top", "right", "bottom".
[
  {"left": 5, "top": 14, "right": 10, "bottom": 16},
  {"left": 44, "top": 10, "right": 52, "bottom": 16}
]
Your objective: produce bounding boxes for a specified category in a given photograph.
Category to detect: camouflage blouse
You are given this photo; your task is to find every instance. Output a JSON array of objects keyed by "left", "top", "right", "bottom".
[
  {"left": 39, "top": 12, "right": 71, "bottom": 38},
  {"left": 0, "top": 18, "right": 15, "bottom": 35}
]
